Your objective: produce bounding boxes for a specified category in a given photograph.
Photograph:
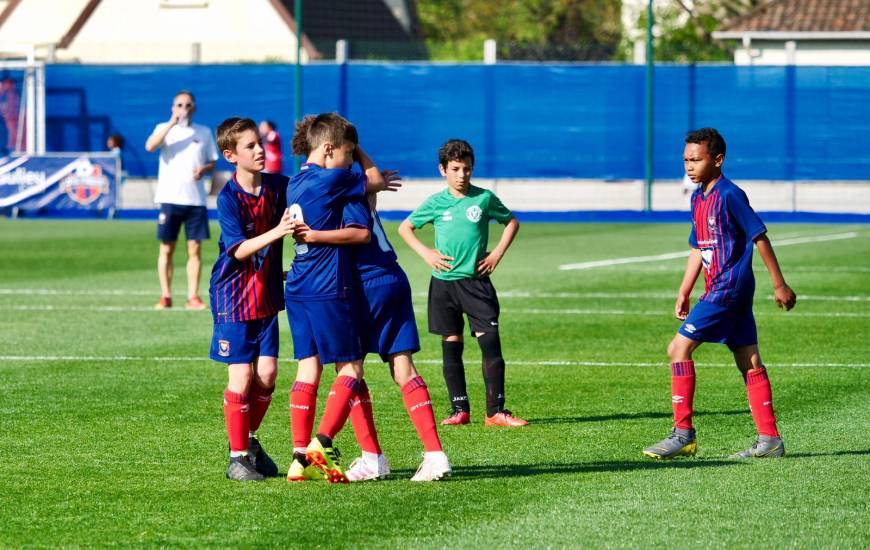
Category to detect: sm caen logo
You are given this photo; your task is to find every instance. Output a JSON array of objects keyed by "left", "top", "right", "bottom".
[{"left": 62, "top": 160, "right": 109, "bottom": 206}]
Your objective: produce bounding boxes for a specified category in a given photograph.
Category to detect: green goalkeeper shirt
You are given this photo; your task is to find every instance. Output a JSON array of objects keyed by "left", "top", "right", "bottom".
[{"left": 407, "top": 185, "right": 513, "bottom": 281}]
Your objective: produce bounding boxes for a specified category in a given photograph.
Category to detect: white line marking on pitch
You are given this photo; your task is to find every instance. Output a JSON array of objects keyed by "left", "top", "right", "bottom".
[
  {"left": 501, "top": 308, "right": 870, "bottom": 318},
  {"left": 0, "top": 355, "right": 866, "bottom": 368},
  {"left": 559, "top": 231, "right": 860, "bottom": 271}
]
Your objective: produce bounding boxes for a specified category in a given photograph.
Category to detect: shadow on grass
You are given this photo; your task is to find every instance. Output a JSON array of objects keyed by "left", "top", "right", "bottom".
[
  {"left": 785, "top": 449, "right": 870, "bottom": 459},
  {"left": 391, "top": 458, "right": 741, "bottom": 480},
  {"left": 531, "top": 410, "right": 746, "bottom": 424},
  {"left": 385, "top": 449, "right": 870, "bottom": 481}
]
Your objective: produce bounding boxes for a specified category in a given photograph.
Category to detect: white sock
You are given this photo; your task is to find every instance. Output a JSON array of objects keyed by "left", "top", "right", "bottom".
[{"left": 230, "top": 450, "right": 247, "bottom": 458}]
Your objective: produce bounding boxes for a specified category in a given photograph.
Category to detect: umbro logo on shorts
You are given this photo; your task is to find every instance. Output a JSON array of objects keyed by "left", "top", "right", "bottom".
[{"left": 684, "top": 323, "right": 696, "bottom": 333}]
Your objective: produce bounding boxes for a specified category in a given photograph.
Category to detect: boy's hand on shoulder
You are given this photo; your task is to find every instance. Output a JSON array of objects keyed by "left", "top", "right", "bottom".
[
  {"left": 424, "top": 248, "right": 453, "bottom": 272},
  {"left": 774, "top": 283, "right": 796, "bottom": 311},
  {"left": 675, "top": 294, "right": 691, "bottom": 320},
  {"left": 477, "top": 251, "right": 503, "bottom": 276}
]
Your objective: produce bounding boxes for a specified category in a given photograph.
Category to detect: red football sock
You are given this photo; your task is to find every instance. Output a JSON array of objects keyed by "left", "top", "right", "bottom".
[
  {"left": 671, "top": 361, "right": 696, "bottom": 430},
  {"left": 402, "top": 376, "right": 443, "bottom": 452},
  {"left": 223, "top": 389, "right": 250, "bottom": 453},
  {"left": 745, "top": 367, "right": 780, "bottom": 437},
  {"left": 349, "top": 379, "right": 382, "bottom": 454},
  {"left": 316, "top": 376, "right": 360, "bottom": 440},
  {"left": 247, "top": 382, "right": 274, "bottom": 433},
  {"left": 290, "top": 381, "right": 318, "bottom": 449}
]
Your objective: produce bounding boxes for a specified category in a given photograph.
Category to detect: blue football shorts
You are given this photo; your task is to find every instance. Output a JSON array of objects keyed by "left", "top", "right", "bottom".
[
  {"left": 157, "top": 203, "right": 210, "bottom": 242},
  {"left": 209, "top": 314, "right": 279, "bottom": 364},
  {"left": 678, "top": 299, "right": 758, "bottom": 350},
  {"left": 357, "top": 269, "right": 421, "bottom": 363},
  {"left": 286, "top": 297, "right": 363, "bottom": 364}
]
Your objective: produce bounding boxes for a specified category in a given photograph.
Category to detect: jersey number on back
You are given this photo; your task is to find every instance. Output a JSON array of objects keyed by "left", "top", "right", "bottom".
[{"left": 288, "top": 203, "right": 308, "bottom": 255}]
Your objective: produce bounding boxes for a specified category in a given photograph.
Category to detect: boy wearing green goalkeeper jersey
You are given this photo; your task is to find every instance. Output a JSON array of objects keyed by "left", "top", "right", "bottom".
[{"left": 399, "top": 139, "right": 527, "bottom": 427}]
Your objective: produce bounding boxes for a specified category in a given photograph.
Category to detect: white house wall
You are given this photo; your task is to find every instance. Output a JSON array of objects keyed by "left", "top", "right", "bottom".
[
  {"left": 734, "top": 40, "right": 870, "bottom": 66},
  {"left": 58, "top": 0, "right": 302, "bottom": 63}
]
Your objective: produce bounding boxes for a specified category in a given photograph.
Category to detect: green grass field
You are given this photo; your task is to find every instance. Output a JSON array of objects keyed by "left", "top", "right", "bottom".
[{"left": 1, "top": 218, "right": 868, "bottom": 548}]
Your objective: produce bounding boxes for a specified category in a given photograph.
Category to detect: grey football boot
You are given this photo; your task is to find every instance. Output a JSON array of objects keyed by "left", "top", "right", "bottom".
[
  {"left": 643, "top": 427, "right": 697, "bottom": 459},
  {"left": 248, "top": 435, "right": 279, "bottom": 477},
  {"left": 729, "top": 435, "right": 785, "bottom": 459},
  {"left": 226, "top": 454, "right": 266, "bottom": 481}
]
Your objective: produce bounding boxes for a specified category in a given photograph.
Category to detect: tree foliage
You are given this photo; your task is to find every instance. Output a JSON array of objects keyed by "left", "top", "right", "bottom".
[
  {"left": 628, "top": 0, "right": 767, "bottom": 62},
  {"left": 416, "top": 0, "right": 623, "bottom": 61}
]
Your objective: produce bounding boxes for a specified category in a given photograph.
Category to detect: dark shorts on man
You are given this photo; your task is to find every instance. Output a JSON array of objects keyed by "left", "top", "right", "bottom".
[{"left": 157, "top": 203, "right": 210, "bottom": 242}]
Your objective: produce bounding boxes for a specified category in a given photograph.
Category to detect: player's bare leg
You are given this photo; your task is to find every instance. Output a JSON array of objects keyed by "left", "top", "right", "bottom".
[
  {"left": 155, "top": 241, "right": 175, "bottom": 308},
  {"left": 643, "top": 334, "right": 702, "bottom": 459},
  {"left": 185, "top": 240, "right": 206, "bottom": 309},
  {"left": 729, "top": 345, "right": 784, "bottom": 459}
]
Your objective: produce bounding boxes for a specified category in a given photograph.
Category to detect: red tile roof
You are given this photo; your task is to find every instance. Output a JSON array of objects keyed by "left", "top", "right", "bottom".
[{"left": 720, "top": 0, "right": 870, "bottom": 32}]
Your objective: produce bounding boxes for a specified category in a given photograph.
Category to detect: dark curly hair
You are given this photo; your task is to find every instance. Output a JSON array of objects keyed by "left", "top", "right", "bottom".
[
  {"left": 438, "top": 139, "right": 475, "bottom": 168},
  {"left": 685, "top": 127, "right": 726, "bottom": 158}
]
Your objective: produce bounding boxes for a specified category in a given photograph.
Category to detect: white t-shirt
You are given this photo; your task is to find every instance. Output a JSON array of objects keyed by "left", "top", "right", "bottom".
[{"left": 151, "top": 122, "right": 218, "bottom": 206}]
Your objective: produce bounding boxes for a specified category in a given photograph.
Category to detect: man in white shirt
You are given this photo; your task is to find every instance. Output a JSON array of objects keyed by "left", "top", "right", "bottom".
[{"left": 145, "top": 90, "right": 218, "bottom": 310}]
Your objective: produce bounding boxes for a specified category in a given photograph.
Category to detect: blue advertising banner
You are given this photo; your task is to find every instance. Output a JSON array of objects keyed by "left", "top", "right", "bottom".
[{"left": 0, "top": 153, "right": 119, "bottom": 213}]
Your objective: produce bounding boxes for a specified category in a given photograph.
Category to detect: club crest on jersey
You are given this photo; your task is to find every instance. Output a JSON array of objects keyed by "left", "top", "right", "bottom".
[
  {"left": 466, "top": 205, "right": 482, "bottom": 222},
  {"left": 707, "top": 215, "right": 717, "bottom": 233},
  {"left": 62, "top": 159, "right": 109, "bottom": 206},
  {"left": 442, "top": 210, "right": 453, "bottom": 222},
  {"left": 218, "top": 340, "right": 231, "bottom": 357}
]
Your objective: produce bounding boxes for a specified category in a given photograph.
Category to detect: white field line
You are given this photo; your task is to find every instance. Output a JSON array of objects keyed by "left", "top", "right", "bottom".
[
  {"left": 1, "top": 304, "right": 867, "bottom": 317},
  {"left": 0, "top": 355, "right": 867, "bottom": 368},
  {"left": 2, "top": 289, "right": 867, "bottom": 303},
  {"left": 501, "top": 308, "right": 870, "bottom": 318},
  {"left": 559, "top": 231, "right": 861, "bottom": 271}
]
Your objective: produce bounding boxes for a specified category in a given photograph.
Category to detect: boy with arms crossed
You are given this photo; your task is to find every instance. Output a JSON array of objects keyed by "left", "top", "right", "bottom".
[
  {"left": 643, "top": 128, "right": 796, "bottom": 460},
  {"left": 209, "top": 117, "right": 293, "bottom": 481},
  {"left": 399, "top": 139, "right": 527, "bottom": 427}
]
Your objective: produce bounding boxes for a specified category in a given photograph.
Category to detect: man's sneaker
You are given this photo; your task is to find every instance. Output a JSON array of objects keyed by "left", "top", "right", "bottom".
[
  {"left": 226, "top": 455, "right": 265, "bottom": 481},
  {"left": 410, "top": 451, "right": 452, "bottom": 482},
  {"left": 286, "top": 452, "right": 324, "bottom": 482},
  {"left": 440, "top": 410, "right": 471, "bottom": 426},
  {"left": 346, "top": 454, "right": 391, "bottom": 482},
  {"left": 185, "top": 296, "right": 207, "bottom": 310},
  {"left": 484, "top": 409, "right": 529, "bottom": 427},
  {"left": 154, "top": 296, "right": 172, "bottom": 309},
  {"left": 305, "top": 437, "right": 348, "bottom": 484},
  {"left": 643, "top": 427, "right": 697, "bottom": 459},
  {"left": 729, "top": 435, "right": 785, "bottom": 459},
  {"left": 248, "top": 435, "right": 279, "bottom": 477}
]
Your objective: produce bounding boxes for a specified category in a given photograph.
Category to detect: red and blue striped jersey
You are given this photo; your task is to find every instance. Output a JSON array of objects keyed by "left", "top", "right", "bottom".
[
  {"left": 209, "top": 172, "right": 288, "bottom": 323},
  {"left": 689, "top": 176, "right": 767, "bottom": 306},
  {"left": 284, "top": 163, "right": 367, "bottom": 301},
  {"left": 343, "top": 197, "right": 401, "bottom": 282}
]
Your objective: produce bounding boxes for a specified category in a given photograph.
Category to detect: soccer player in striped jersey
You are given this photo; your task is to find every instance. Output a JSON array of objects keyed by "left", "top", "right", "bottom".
[
  {"left": 208, "top": 117, "right": 294, "bottom": 481},
  {"left": 643, "top": 128, "right": 797, "bottom": 460}
]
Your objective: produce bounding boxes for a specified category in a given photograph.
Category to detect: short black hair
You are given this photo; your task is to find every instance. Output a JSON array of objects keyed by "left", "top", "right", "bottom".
[
  {"left": 107, "top": 134, "right": 124, "bottom": 149},
  {"left": 685, "top": 127, "right": 726, "bottom": 157},
  {"left": 438, "top": 139, "right": 475, "bottom": 168}
]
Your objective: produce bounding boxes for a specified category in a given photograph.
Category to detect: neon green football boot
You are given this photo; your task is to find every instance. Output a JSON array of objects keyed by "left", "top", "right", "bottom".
[
  {"left": 304, "top": 435, "right": 348, "bottom": 484},
  {"left": 286, "top": 451, "right": 324, "bottom": 482}
]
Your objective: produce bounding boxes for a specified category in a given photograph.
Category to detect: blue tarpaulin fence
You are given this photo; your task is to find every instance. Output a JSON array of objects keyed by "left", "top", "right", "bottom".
[{"left": 45, "top": 63, "right": 870, "bottom": 181}]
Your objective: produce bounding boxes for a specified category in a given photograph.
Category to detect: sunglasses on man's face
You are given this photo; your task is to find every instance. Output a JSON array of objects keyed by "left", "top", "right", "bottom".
[{"left": 175, "top": 103, "right": 193, "bottom": 108}]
